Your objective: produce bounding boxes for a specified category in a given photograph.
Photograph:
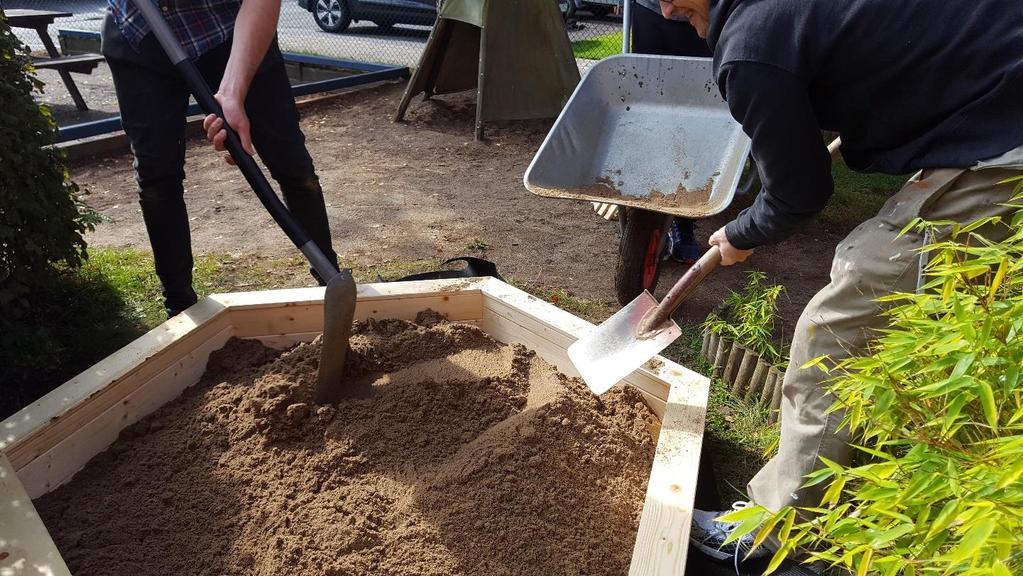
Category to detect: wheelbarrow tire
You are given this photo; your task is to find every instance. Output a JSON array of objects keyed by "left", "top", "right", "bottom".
[{"left": 615, "top": 208, "right": 672, "bottom": 306}]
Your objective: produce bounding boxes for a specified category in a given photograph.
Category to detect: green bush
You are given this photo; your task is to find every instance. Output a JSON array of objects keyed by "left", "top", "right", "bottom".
[
  {"left": 705, "top": 271, "right": 786, "bottom": 364},
  {"left": 725, "top": 180, "right": 1023, "bottom": 575},
  {"left": 0, "top": 16, "right": 92, "bottom": 308}
]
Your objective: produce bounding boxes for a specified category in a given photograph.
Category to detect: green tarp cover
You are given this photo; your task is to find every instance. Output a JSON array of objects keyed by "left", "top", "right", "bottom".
[
  {"left": 396, "top": 0, "right": 580, "bottom": 133},
  {"left": 439, "top": 0, "right": 486, "bottom": 27}
]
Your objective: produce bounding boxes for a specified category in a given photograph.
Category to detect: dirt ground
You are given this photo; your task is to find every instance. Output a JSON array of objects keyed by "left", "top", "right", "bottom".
[
  {"left": 36, "top": 315, "right": 658, "bottom": 576},
  {"left": 74, "top": 80, "right": 841, "bottom": 332}
]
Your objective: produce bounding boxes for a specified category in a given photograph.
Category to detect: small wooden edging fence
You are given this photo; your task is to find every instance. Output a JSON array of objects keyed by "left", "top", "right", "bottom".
[{"left": 700, "top": 327, "right": 785, "bottom": 423}]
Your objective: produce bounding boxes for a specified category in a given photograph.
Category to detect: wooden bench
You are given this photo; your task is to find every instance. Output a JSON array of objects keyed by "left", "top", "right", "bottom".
[
  {"left": 5, "top": 9, "right": 101, "bottom": 111},
  {"left": 31, "top": 53, "right": 104, "bottom": 75}
]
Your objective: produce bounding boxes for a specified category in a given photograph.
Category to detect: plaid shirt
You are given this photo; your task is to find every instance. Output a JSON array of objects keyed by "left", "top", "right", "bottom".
[{"left": 107, "top": 0, "right": 241, "bottom": 59}]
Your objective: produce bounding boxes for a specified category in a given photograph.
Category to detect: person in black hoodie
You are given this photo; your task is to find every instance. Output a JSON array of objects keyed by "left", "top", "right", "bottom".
[{"left": 654, "top": 0, "right": 1023, "bottom": 564}]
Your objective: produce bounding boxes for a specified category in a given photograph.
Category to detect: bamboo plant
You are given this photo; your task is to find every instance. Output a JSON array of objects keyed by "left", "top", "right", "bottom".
[
  {"left": 722, "top": 181, "right": 1023, "bottom": 575},
  {"left": 705, "top": 271, "right": 786, "bottom": 365}
]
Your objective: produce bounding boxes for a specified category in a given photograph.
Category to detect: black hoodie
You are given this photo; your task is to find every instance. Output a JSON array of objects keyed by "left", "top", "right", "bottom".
[{"left": 707, "top": 0, "right": 1023, "bottom": 249}]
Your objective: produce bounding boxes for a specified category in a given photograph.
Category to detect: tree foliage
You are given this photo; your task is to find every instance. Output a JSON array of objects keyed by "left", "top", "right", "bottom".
[
  {"left": 0, "top": 15, "right": 92, "bottom": 309},
  {"left": 725, "top": 180, "right": 1023, "bottom": 575}
]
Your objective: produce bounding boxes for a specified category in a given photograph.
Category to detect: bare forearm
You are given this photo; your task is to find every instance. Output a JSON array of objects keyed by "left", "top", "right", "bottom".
[{"left": 219, "top": 0, "right": 281, "bottom": 100}]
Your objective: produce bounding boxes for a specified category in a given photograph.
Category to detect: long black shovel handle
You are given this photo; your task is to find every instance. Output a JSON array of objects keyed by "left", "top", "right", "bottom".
[
  {"left": 130, "top": 0, "right": 339, "bottom": 281},
  {"left": 638, "top": 245, "right": 721, "bottom": 333}
]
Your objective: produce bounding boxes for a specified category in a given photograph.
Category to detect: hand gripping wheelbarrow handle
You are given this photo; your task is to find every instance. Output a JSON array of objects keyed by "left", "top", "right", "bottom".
[{"left": 129, "top": 0, "right": 339, "bottom": 281}]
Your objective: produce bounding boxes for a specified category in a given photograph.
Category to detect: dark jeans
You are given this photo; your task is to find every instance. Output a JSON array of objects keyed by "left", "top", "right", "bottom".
[
  {"left": 632, "top": 3, "right": 711, "bottom": 58},
  {"left": 101, "top": 14, "right": 338, "bottom": 312}
]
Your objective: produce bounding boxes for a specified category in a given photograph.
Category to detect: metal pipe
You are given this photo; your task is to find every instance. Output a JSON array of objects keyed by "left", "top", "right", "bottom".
[{"left": 622, "top": 0, "right": 632, "bottom": 54}]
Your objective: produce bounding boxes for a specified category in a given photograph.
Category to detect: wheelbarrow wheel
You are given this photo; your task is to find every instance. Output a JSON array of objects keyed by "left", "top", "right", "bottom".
[{"left": 614, "top": 208, "right": 673, "bottom": 306}]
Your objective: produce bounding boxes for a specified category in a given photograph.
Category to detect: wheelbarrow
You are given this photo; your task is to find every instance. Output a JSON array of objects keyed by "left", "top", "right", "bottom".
[{"left": 523, "top": 53, "right": 751, "bottom": 304}]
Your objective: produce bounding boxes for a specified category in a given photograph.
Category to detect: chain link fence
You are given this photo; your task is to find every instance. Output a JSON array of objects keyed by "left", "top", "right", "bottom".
[
  {"left": 4, "top": 0, "right": 627, "bottom": 128},
  {"left": 5, "top": 0, "right": 626, "bottom": 68}
]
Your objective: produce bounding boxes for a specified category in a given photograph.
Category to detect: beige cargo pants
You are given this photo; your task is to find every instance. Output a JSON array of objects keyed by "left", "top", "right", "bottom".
[{"left": 747, "top": 163, "right": 1022, "bottom": 513}]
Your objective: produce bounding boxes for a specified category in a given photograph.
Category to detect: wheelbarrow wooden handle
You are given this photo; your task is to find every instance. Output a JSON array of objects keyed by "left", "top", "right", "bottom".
[{"left": 639, "top": 245, "right": 721, "bottom": 334}]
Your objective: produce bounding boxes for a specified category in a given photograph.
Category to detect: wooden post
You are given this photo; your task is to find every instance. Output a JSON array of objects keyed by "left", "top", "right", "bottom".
[
  {"left": 732, "top": 348, "right": 757, "bottom": 397},
  {"left": 760, "top": 366, "right": 777, "bottom": 405},
  {"left": 706, "top": 331, "right": 720, "bottom": 363},
  {"left": 769, "top": 367, "right": 785, "bottom": 423},
  {"left": 712, "top": 337, "right": 731, "bottom": 379},
  {"left": 700, "top": 327, "right": 711, "bottom": 360},
  {"left": 745, "top": 357, "right": 769, "bottom": 401},
  {"left": 723, "top": 342, "right": 744, "bottom": 386}
]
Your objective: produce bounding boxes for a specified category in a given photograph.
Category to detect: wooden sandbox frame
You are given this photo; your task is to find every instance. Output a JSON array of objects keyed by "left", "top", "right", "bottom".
[{"left": 1, "top": 278, "right": 710, "bottom": 575}]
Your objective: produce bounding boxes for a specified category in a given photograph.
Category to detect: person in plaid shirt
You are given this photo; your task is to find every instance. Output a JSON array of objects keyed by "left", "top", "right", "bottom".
[{"left": 101, "top": 0, "right": 337, "bottom": 317}]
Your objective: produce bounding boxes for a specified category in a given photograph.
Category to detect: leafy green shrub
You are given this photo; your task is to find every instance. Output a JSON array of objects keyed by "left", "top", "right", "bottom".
[
  {"left": 0, "top": 16, "right": 92, "bottom": 308},
  {"left": 706, "top": 271, "right": 786, "bottom": 364},
  {"left": 725, "top": 181, "right": 1023, "bottom": 575}
]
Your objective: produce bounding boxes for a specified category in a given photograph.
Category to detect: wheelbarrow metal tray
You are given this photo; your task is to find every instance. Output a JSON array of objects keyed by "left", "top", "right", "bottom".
[
  {"left": 524, "top": 54, "right": 751, "bottom": 218},
  {"left": 1, "top": 278, "right": 710, "bottom": 575}
]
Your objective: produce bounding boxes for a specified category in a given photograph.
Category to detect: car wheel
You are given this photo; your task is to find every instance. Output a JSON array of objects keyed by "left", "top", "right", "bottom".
[{"left": 314, "top": 0, "right": 351, "bottom": 32}]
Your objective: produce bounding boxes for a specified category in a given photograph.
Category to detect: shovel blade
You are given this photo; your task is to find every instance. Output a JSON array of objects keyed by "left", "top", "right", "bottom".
[
  {"left": 315, "top": 269, "right": 358, "bottom": 403},
  {"left": 568, "top": 291, "right": 682, "bottom": 395}
]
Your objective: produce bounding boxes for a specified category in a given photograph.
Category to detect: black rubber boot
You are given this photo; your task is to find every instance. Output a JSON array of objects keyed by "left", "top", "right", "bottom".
[
  {"left": 138, "top": 180, "right": 198, "bottom": 313},
  {"left": 280, "top": 177, "right": 339, "bottom": 284}
]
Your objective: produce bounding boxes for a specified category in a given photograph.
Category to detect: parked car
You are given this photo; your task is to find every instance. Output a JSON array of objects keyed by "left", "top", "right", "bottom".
[
  {"left": 559, "top": 0, "right": 618, "bottom": 20},
  {"left": 299, "top": 0, "right": 437, "bottom": 33}
]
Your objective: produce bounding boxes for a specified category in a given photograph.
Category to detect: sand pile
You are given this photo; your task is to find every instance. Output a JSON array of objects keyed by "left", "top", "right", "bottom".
[{"left": 35, "top": 313, "right": 660, "bottom": 576}]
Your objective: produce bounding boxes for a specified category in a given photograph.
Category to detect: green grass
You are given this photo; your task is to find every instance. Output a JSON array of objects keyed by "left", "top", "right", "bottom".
[
  {"left": 465, "top": 238, "right": 490, "bottom": 253},
  {"left": 572, "top": 31, "right": 623, "bottom": 60},
  {"left": 822, "top": 160, "right": 908, "bottom": 229}
]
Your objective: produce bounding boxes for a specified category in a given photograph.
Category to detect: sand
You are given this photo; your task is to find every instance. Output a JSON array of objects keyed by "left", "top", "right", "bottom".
[{"left": 35, "top": 312, "right": 660, "bottom": 576}]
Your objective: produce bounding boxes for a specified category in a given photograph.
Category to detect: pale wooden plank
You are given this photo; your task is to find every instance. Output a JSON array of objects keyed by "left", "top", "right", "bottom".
[
  {"left": 629, "top": 378, "right": 708, "bottom": 576},
  {"left": 218, "top": 281, "right": 486, "bottom": 339},
  {"left": 15, "top": 325, "right": 234, "bottom": 498},
  {"left": 210, "top": 278, "right": 491, "bottom": 311},
  {"left": 227, "top": 293, "right": 483, "bottom": 338},
  {"left": 0, "top": 453, "right": 71, "bottom": 576},
  {"left": 1, "top": 299, "right": 230, "bottom": 468}
]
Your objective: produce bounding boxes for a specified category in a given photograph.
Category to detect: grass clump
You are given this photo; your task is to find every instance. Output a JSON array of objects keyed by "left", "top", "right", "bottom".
[{"left": 572, "top": 31, "right": 622, "bottom": 60}]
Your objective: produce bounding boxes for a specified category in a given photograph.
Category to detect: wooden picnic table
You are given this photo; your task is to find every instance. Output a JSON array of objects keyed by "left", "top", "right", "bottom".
[{"left": 5, "top": 8, "right": 104, "bottom": 111}]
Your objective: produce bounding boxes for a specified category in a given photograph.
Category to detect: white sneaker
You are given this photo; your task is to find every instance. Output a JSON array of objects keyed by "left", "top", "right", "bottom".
[{"left": 690, "top": 501, "right": 772, "bottom": 566}]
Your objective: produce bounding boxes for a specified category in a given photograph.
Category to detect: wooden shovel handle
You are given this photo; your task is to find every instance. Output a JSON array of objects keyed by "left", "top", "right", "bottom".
[{"left": 639, "top": 245, "right": 721, "bottom": 334}]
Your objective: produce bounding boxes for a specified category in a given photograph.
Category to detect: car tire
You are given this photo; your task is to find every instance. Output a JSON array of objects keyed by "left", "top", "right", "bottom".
[
  {"left": 589, "top": 6, "right": 611, "bottom": 17},
  {"left": 615, "top": 208, "right": 672, "bottom": 306},
  {"left": 314, "top": 0, "right": 351, "bottom": 32}
]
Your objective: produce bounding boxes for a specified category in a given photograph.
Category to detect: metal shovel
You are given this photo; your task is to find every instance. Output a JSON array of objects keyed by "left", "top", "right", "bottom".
[
  {"left": 131, "top": 0, "right": 356, "bottom": 403},
  {"left": 568, "top": 246, "right": 721, "bottom": 394}
]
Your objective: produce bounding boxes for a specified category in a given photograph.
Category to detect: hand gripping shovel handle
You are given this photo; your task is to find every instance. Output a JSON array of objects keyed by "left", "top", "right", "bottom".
[
  {"left": 130, "top": 0, "right": 338, "bottom": 281},
  {"left": 638, "top": 245, "right": 721, "bottom": 334}
]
